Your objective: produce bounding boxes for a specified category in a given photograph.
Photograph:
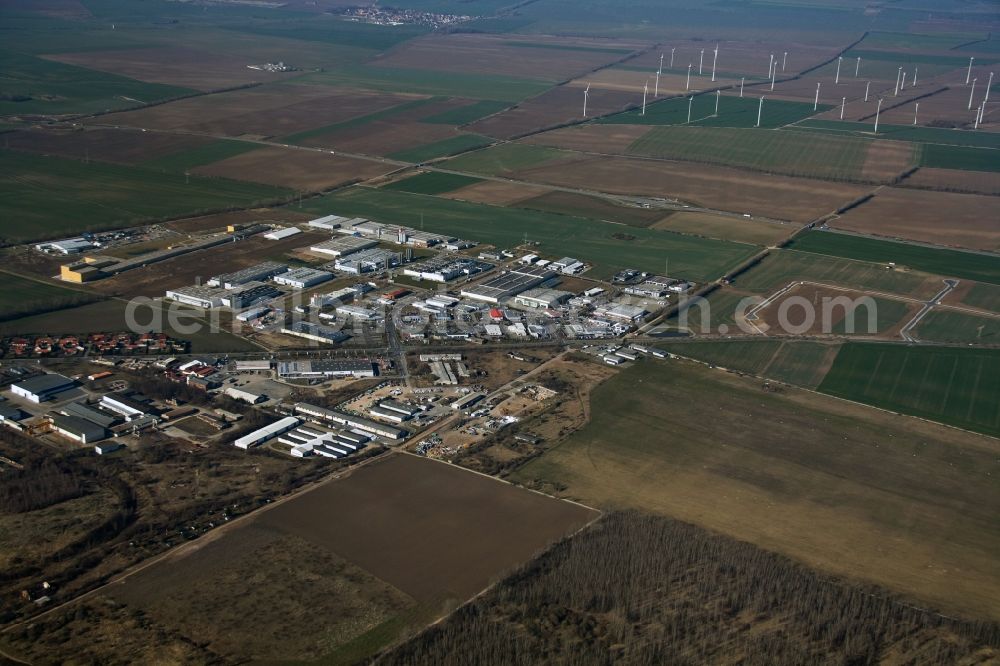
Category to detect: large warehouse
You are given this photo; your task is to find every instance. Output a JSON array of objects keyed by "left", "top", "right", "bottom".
[
  {"left": 10, "top": 374, "right": 77, "bottom": 403},
  {"left": 309, "top": 236, "right": 378, "bottom": 258},
  {"left": 234, "top": 416, "right": 300, "bottom": 450},
  {"left": 208, "top": 261, "right": 289, "bottom": 289},
  {"left": 460, "top": 265, "right": 557, "bottom": 304},
  {"left": 402, "top": 256, "right": 493, "bottom": 283},
  {"left": 272, "top": 267, "right": 334, "bottom": 289},
  {"left": 276, "top": 359, "right": 376, "bottom": 379}
]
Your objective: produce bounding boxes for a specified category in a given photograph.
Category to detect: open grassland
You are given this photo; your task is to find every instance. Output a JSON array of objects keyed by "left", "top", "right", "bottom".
[
  {"left": 0, "top": 48, "right": 192, "bottom": 117},
  {"left": 511, "top": 358, "right": 1000, "bottom": 621},
  {"left": 787, "top": 230, "right": 1000, "bottom": 285},
  {"left": 915, "top": 309, "right": 1000, "bottom": 344},
  {"left": 0, "top": 272, "right": 102, "bottom": 322},
  {"left": 599, "top": 95, "right": 828, "bottom": 129},
  {"left": 918, "top": 143, "right": 1000, "bottom": 172},
  {"left": 382, "top": 172, "right": 484, "bottom": 196},
  {"left": 653, "top": 211, "right": 793, "bottom": 245},
  {"left": 819, "top": 343, "right": 1000, "bottom": 437},
  {"left": 306, "top": 187, "right": 760, "bottom": 281},
  {"left": 828, "top": 188, "right": 1000, "bottom": 252},
  {"left": 299, "top": 66, "right": 552, "bottom": 103},
  {"left": 0, "top": 150, "right": 291, "bottom": 243},
  {"left": 442, "top": 143, "right": 574, "bottom": 176},
  {"left": 388, "top": 134, "right": 494, "bottom": 163},
  {"left": 791, "top": 119, "right": 1000, "bottom": 149},
  {"left": 628, "top": 126, "right": 903, "bottom": 182},
  {"left": 733, "top": 249, "right": 942, "bottom": 298}
]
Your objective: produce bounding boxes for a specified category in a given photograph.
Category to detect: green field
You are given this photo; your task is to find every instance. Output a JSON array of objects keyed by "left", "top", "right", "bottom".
[
  {"left": 787, "top": 231, "right": 1000, "bottom": 286},
  {"left": 0, "top": 49, "right": 193, "bottom": 117},
  {"left": 918, "top": 143, "right": 1000, "bottom": 173},
  {"left": 443, "top": 143, "right": 573, "bottom": 175},
  {"left": 860, "top": 31, "right": 987, "bottom": 52},
  {"left": 421, "top": 100, "right": 511, "bottom": 125},
  {"left": 305, "top": 187, "right": 760, "bottom": 280},
  {"left": 791, "top": 120, "right": 1000, "bottom": 149},
  {"left": 512, "top": 358, "right": 1000, "bottom": 620},
  {"left": 962, "top": 283, "right": 1000, "bottom": 313},
  {"left": 628, "top": 126, "right": 877, "bottom": 180},
  {"left": 0, "top": 273, "right": 102, "bottom": 322},
  {"left": 298, "top": 66, "right": 552, "bottom": 103},
  {"left": 819, "top": 343, "right": 1000, "bottom": 437},
  {"left": 282, "top": 97, "right": 443, "bottom": 145},
  {"left": 664, "top": 286, "right": 747, "bottom": 334},
  {"left": 598, "top": 95, "right": 828, "bottom": 129},
  {"left": 382, "top": 172, "right": 483, "bottom": 195},
  {"left": 734, "top": 249, "right": 936, "bottom": 298},
  {"left": 0, "top": 150, "right": 291, "bottom": 243},
  {"left": 388, "top": 134, "right": 494, "bottom": 163},
  {"left": 141, "top": 140, "right": 262, "bottom": 172},
  {"left": 915, "top": 310, "right": 1000, "bottom": 344},
  {"left": 231, "top": 18, "right": 427, "bottom": 51},
  {"left": 845, "top": 48, "right": 998, "bottom": 67}
]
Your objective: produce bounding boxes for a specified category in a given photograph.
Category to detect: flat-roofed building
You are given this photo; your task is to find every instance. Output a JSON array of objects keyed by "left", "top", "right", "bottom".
[
  {"left": 514, "top": 288, "right": 573, "bottom": 309},
  {"left": 10, "top": 374, "right": 76, "bottom": 403},
  {"left": 402, "top": 256, "right": 493, "bottom": 283},
  {"left": 310, "top": 236, "right": 378, "bottom": 258},
  {"left": 276, "top": 359, "right": 375, "bottom": 378},
  {"left": 272, "top": 267, "right": 334, "bottom": 289},
  {"left": 334, "top": 248, "right": 402, "bottom": 274},
  {"left": 59, "top": 401, "right": 120, "bottom": 428},
  {"left": 208, "top": 262, "right": 289, "bottom": 289},
  {"left": 165, "top": 284, "right": 229, "bottom": 309},
  {"left": 234, "top": 416, "right": 300, "bottom": 449},
  {"left": 51, "top": 414, "right": 107, "bottom": 443},
  {"left": 307, "top": 214, "right": 347, "bottom": 230},
  {"left": 279, "top": 321, "right": 350, "bottom": 345},
  {"left": 294, "top": 403, "right": 405, "bottom": 440},
  {"left": 460, "top": 265, "right": 557, "bottom": 304},
  {"left": 263, "top": 227, "right": 301, "bottom": 240},
  {"left": 223, "top": 282, "right": 283, "bottom": 309}
]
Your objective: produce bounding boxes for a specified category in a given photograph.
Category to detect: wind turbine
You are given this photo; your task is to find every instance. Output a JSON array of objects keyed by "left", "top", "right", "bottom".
[
  {"left": 864, "top": 80, "right": 870, "bottom": 102},
  {"left": 814, "top": 81, "right": 821, "bottom": 110},
  {"left": 969, "top": 78, "right": 978, "bottom": 109},
  {"left": 913, "top": 102, "right": 919, "bottom": 125},
  {"left": 901, "top": 71, "right": 907, "bottom": 90},
  {"left": 654, "top": 67, "right": 660, "bottom": 97},
  {"left": 985, "top": 72, "right": 994, "bottom": 104},
  {"left": 974, "top": 102, "right": 983, "bottom": 129},
  {"left": 642, "top": 79, "right": 649, "bottom": 115},
  {"left": 686, "top": 63, "right": 692, "bottom": 91},
  {"left": 894, "top": 67, "right": 902, "bottom": 96},
  {"left": 659, "top": 52, "right": 664, "bottom": 75},
  {"left": 967, "top": 57, "right": 975, "bottom": 84},
  {"left": 855, "top": 56, "right": 861, "bottom": 77},
  {"left": 740, "top": 77, "right": 745, "bottom": 98},
  {"left": 669, "top": 47, "right": 675, "bottom": 68},
  {"left": 699, "top": 48, "right": 704, "bottom": 75},
  {"left": 840, "top": 97, "right": 846, "bottom": 120},
  {"left": 768, "top": 53, "right": 774, "bottom": 77},
  {"left": 583, "top": 83, "right": 590, "bottom": 117},
  {"left": 782, "top": 51, "right": 787, "bottom": 72},
  {"left": 756, "top": 96, "right": 764, "bottom": 127},
  {"left": 835, "top": 56, "right": 842, "bottom": 84},
  {"left": 715, "top": 89, "right": 720, "bottom": 116},
  {"left": 687, "top": 96, "right": 694, "bottom": 123},
  {"left": 711, "top": 44, "right": 718, "bottom": 82},
  {"left": 770, "top": 61, "right": 776, "bottom": 90},
  {"left": 874, "top": 97, "right": 883, "bottom": 135},
  {"left": 912, "top": 67, "right": 918, "bottom": 86}
]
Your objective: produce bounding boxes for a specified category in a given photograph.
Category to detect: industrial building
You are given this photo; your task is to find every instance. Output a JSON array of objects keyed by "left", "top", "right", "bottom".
[
  {"left": 223, "top": 283, "right": 283, "bottom": 309},
  {"left": 263, "top": 227, "right": 301, "bottom": 241},
  {"left": 208, "top": 262, "right": 289, "bottom": 289},
  {"left": 234, "top": 359, "right": 272, "bottom": 371},
  {"left": 335, "top": 304, "right": 381, "bottom": 321},
  {"left": 294, "top": 403, "right": 405, "bottom": 440},
  {"left": 310, "top": 283, "right": 374, "bottom": 307},
  {"left": 272, "top": 267, "right": 334, "bottom": 289},
  {"left": 59, "top": 401, "right": 119, "bottom": 428},
  {"left": 368, "top": 405, "right": 409, "bottom": 423},
  {"left": 334, "top": 248, "right": 402, "bottom": 274},
  {"left": 402, "top": 256, "right": 493, "bottom": 283},
  {"left": 594, "top": 303, "right": 648, "bottom": 322},
  {"left": 279, "top": 423, "right": 370, "bottom": 458},
  {"left": 307, "top": 214, "right": 348, "bottom": 230},
  {"left": 225, "top": 387, "right": 265, "bottom": 404},
  {"left": 451, "top": 392, "right": 485, "bottom": 411},
  {"left": 309, "top": 236, "right": 378, "bottom": 257},
  {"left": 513, "top": 288, "right": 573, "bottom": 309},
  {"left": 233, "top": 416, "right": 300, "bottom": 449},
  {"left": 276, "top": 359, "right": 375, "bottom": 379},
  {"left": 35, "top": 237, "right": 95, "bottom": 255},
  {"left": 279, "top": 322, "right": 350, "bottom": 345},
  {"left": 50, "top": 414, "right": 107, "bottom": 444},
  {"left": 100, "top": 393, "right": 153, "bottom": 422},
  {"left": 165, "top": 284, "right": 229, "bottom": 309},
  {"left": 236, "top": 307, "right": 270, "bottom": 322},
  {"left": 460, "top": 265, "right": 557, "bottom": 304},
  {"left": 551, "top": 257, "right": 585, "bottom": 274},
  {"left": 9, "top": 374, "right": 77, "bottom": 403}
]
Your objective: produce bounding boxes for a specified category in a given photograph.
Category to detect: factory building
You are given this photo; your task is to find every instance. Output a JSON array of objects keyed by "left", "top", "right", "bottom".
[
  {"left": 35, "top": 238, "right": 95, "bottom": 255},
  {"left": 514, "top": 288, "right": 573, "bottom": 309},
  {"left": 402, "top": 256, "right": 493, "bottom": 283},
  {"left": 334, "top": 248, "right": 402, "bottom": 274},
  {"left": 165, "top": 284, "right": 229, "bottom": 309},
  {"left": 451, "top": 392, "right": 485, "bottom": 411},
  {"left": 208, "top": 262, "right": 289, "bottom": 289},
  {"left": 9, "top": 374, "right": 77, "bottom": 403},
  {"left": 279, "top": 322, "right": 350, "bottom": 345},
  {"left": 100, "top": 393, "right": 151, "bottom": 422},
  {"left": 272, "top": 267, "right": 334, "bottom": 289},
  {"left": 233, "top": 416, "right": 300, "bottom": 449},
  {"left": 236, "top": 306, "right": 270, "bottom": 322},
  {"left": 225, "top": 387, "right": 265, "bottom": 404},
  {"left": 276, "top": 359, "right": 376, "bottom": 379},
  {"left": 223, "top": 283, "right": 283, "bottom": 309},
  {"left": 307, "top": 214, "right": 348, "bottom": 230},
  {"left": 594, "top": 303, "right": 649, "bottom": 322},
  {"left": 50, "top": 414, "right": 107, "bottom": 444},
  {"left": 335, "top": 304, "right": 381, "bottom": 321},
  {"left": 460, "top": 265, "right": 557, "bottom": 304},
  {"left": 59, "top": 402, "right": 120, "bottom": 428},
  {"left": 263, "top": 227, "right": 301, "bottom": 240},
  {"left": 309, "top": 236, "right": 378, "bottom": 258},
  {"left": 294, "top": 403, "right": 405, "bottom": 440},
  {"left": 234, "top": 359, "right": 272, "bottom": 372}
]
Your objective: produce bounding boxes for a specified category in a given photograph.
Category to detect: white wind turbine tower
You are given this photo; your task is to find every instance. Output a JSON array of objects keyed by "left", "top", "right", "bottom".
[
  {"left": 969, "top": 78, "right": 977, "bottom": 109},
  {"left": 975, "top": 102, "right": 983, "bottom": 129},
  {"left": 782, "top": 51, "right": 787, "bottom": 71},
  {"left": 583, "top": 83, "right": 590, "bottom": 117},
  {"left": 655, "top": 67, "right": 660, "bottom": 97},
  {"left": 967, "top": 57, "right": 975, "bottom": 84},
  {"left": 642, "top": 79, "right": 649, "bottom": 115},
  {"left": 985, "top": 72, "right": 994, "bottom": 104},
  {"left": 894, "top": 67, "right": 902, "bottom": 96},
  {"left": 913, "top": 67, "right": 918, "bottom": 86},
  {"left": 979, "top": 101, "right": 986, "bottom": 126},
  {"left": 855, "top": 56, "right": 861, "bottom": 77},
  {"left": 670, "top": 47, "right": 675, "bottom": 68},
  {"left": 770, "top": 61, "right": 776, "bottom": 90},
  {"left": 768, "top": 53, "right": 774, "bottom": 77},
  {"left": 840, "top": 97, "right": 846, "bottom": 119},
  {"left": 756, "top": 96, "right": 764, "bottom": 127},
  {"left": 814, "top": 82, "right": 821, "bottom": 110},
  {"left": 740, "top": 77, "right": 745, "bottom": 98},
  {"left": 864, "top": 80, "right": 871, "bottom": 102},
  {"left": 874, "top": 97, "right": 883, "bottom": 135},
  {"left": 913, "top": 102, "right": 919, "bottom": 125},
  {"left": 711, "top": 44, "right": 718, "bottom": 82},
  {"left": 686, "top": 63, "right": 692, "bottom": 91},
  {"left": 835, "top": 56, "right": 842, "bottom": 84},
  {"left": 699, "top": 48, "right": 705, "bottom": 75},
  {"left": 687, "top": 96, "right": 694, "bottom": 123},
  {"left": 715, "top": 89, "right": 720, "bottom": 116}
]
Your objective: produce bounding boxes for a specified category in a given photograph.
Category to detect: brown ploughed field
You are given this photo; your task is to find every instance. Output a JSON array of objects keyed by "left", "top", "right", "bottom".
[
  {"left": 468, "top": 86, "right": 639, "bottom": 139},
  {"left": 2, "top": 128, "right": 212, "bottom": 164},
  {"left": 443, "top": 180, "right": 553, "bottom": 205},
  {"left": 192, "top": 147, "right": 393, "bottom": 191}
]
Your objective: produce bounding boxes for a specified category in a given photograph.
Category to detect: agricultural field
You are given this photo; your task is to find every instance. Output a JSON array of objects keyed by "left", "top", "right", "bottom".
[
  {"left": 787, "top": 230, "right": 1000, "bottom": 284},
  {"left": 827, "top": 188, "right": 1000, "bottom": 252},
  {"left": 382, "top": 172, "right": 484, "bottom": 196},
  {"left": 2, "top": 128, "right": 215, "bottom": 166},
  {"left": 442, "top": 143, "right": 575, "bottom": 176},
  {"left": 387, "top": 134, "right": 494, "bottom": 163},
  {"left": 0, "top": 150, "right": 291, "bottom": 244},
  {"left": 512, "top": 357, "right": 1000, "bottom": 620},
  {"left": 420, "top": 100, "right": 511, "bottom": 126},
  {"left": 191, "top": 147, "right": 394, "bottom": 192},
  {"left": 514, "top": 191, "right": 669, "bottom": 228},
  {"left": 732, "top": 249, "right": 944, "bottom": 299},
  {"left": 919, "top": 143, "right": 1000, "bottom": 172},
  {"left": 140, "top": 140, "right": 262, "bottom": 172},
  {"left": 657, "top": 339, "right": 841, "bottom": 388},
  {"left": 68, "top": 453, "right": 596, "bottom": 664},
  {"left": 440, "top": 180, "right": 553, "bottom": 206},
  {"left": 902, "top": 167, "right": 1000, "bottom": 196},
  {"left": 306, "top": 187, "right": 761, "bottom": 281},
  {"left": 750, "top": 284, "right": 914, "bottom": 337},
  {"left": 959, "top": 282, "right": 1000, "bottom": 312},
  {"left": 914, "top": 309, "right": 1000, "bottom": 344},
  {"left": 791, "top": 120, "right": 1000, "bottom": 149},
  {"left": 653, "top": 211, "right": 793, "bottom": 245},
  {"left": 0, "top": 271, "right": 101, "bottom": 322},
  {"left": 597, "top": 94, "right": 829, "bottom": 129},
  {"left": 819, "top": 343, "right": 1000, "bottom": 438}
]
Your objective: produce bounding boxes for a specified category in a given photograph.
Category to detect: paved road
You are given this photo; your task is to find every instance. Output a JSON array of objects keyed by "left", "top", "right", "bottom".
[{"left": 901, "top": 278, "right": 959, "bottom": 342}]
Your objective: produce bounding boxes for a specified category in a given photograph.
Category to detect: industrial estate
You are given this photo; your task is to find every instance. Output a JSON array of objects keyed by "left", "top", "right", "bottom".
[{"left": 0, "top": 0, "right": 998, "bottom": 663}]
